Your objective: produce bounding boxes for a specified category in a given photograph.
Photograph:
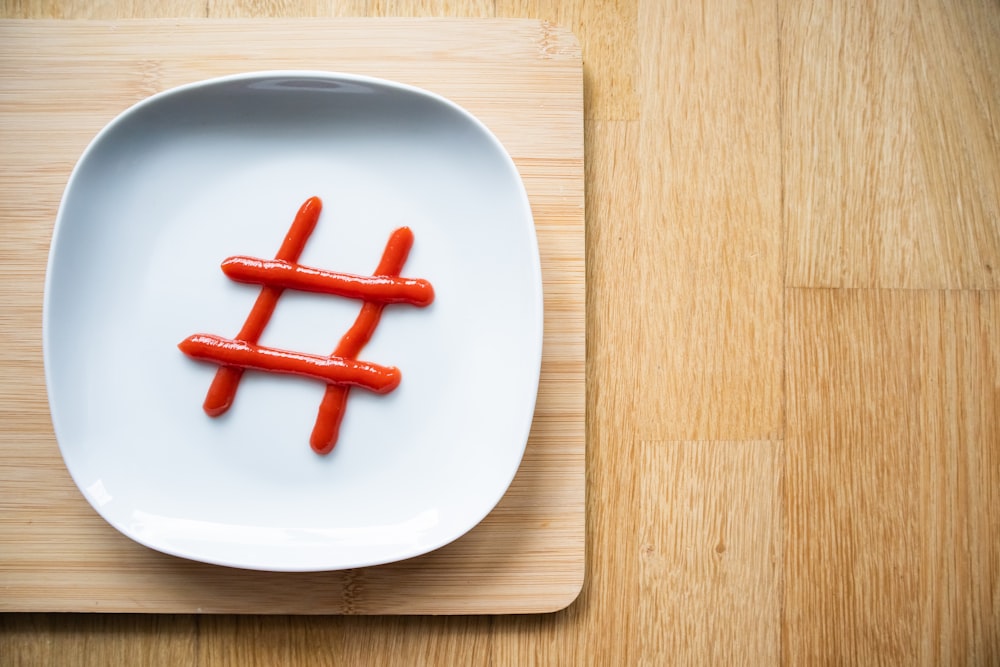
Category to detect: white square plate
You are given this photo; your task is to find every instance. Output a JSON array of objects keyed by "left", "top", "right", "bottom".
[{"left": 43, "top": 72, "right": 543, "bottom": 571}]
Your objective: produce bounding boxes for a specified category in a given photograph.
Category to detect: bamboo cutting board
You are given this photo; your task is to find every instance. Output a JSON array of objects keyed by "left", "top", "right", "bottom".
[{"left": 0, "top": 19, "right": 583, "bottom": 614}]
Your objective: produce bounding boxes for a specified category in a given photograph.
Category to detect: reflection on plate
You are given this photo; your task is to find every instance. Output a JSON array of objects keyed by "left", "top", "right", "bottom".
[{"left": 43, "top": 72, "right": 542, "bottom": 571}]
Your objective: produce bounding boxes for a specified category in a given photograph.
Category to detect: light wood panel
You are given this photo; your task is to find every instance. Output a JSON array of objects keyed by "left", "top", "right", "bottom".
[
  {"left": 577, "top": 122, "right": 643, "bottom": 650},
  {"left": 369, "top": 0, "right": 493, "bottom": 18},
  {"left": 0, "top": 18, "right": 583, "bottom": 615},
  {"left": 0, "top": 615, "right": 199, "bottom": 665},
  {"left": 638, "top": 440, "right": 782, "bottom": 665},
  {"left": 496, "top": 0, "right": 638, "bottom": 120},
  {"left": 635, "top": 0, "right": 783, "bottom": 441},
  {"left": 781, "top": 0, "right": 1000, "bottom": 289},
  {"left": 785, "top": 288, "right": 1000, "bottom": 664},
  {"left": 2, "top": 0, "right": 206, "bottom": 18}
]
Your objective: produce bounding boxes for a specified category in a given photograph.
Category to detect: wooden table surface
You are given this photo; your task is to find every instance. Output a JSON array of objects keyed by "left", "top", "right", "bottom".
[{"left": 2, "top": 1, "right": 998, "bottom": 665}]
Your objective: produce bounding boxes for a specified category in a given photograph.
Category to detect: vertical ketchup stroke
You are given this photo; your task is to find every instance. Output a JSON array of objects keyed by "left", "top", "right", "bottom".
[
  {"left": 202, "top": 196, "right": 323, "bottom": 416},
  {"left": 310, "top": 227, "right": 415, "bottom": 454}
]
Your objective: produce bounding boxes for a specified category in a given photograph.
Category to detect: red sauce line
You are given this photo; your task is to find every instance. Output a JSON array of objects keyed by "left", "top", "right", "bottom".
[
  {"left": 220, "top": 254, "right": 434, "bottom": 306},
  {"left": 179, "top": 334, "right": 400, "bottom": 394},
  {"left": 310, "top": 227, "right": 417, "bottom": 454},
  {"left": 202, "top": 196, "right": 322, "bottom": 416}
]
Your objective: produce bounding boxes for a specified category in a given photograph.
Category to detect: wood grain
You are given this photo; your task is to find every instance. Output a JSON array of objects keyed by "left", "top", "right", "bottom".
[
  {"left": 785, "top": 288, "right": 999, "bottom": 664},
  {"left": 207, "top": 0, "right": 367, "bottom": 18},
  {"left": 2, "top": 0, "right": 1000, "bottom": 664},
  {"left": 0, "top": 18, "right": 584, "bottom": 615},
  {"left": 369, "top": 0, "right": 494, "bottom": 18},
  {"left": 635, "top": 0, "right": 783, "bottom": 441},
  {"left": 496, "top": 0, "right": 638, "bottom": 120},
  {"left": 781, "top": 0, "right": 1000, "bottom": 289},
  {"left": 3, "top": 0, "right": 206, "bottom": 18}
]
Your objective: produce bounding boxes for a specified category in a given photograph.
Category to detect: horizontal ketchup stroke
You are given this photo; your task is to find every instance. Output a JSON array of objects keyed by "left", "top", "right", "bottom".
[
  {"left": 179, "top": 334, "right": 400, "bottom": 394},
  {"left": 221, "top": 255, "right": 434, "bottom": 306}
]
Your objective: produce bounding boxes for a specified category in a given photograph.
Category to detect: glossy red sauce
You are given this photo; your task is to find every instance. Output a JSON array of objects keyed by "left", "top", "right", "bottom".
[
  {"left": 178, "top": 196, "right": 433, "bottom": 454},
  {"left": 200, "top": 196, "right": 323, "bottom": 417},
  {"left": 311, "top": 226, "right": 417, "bottom": 454}
]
